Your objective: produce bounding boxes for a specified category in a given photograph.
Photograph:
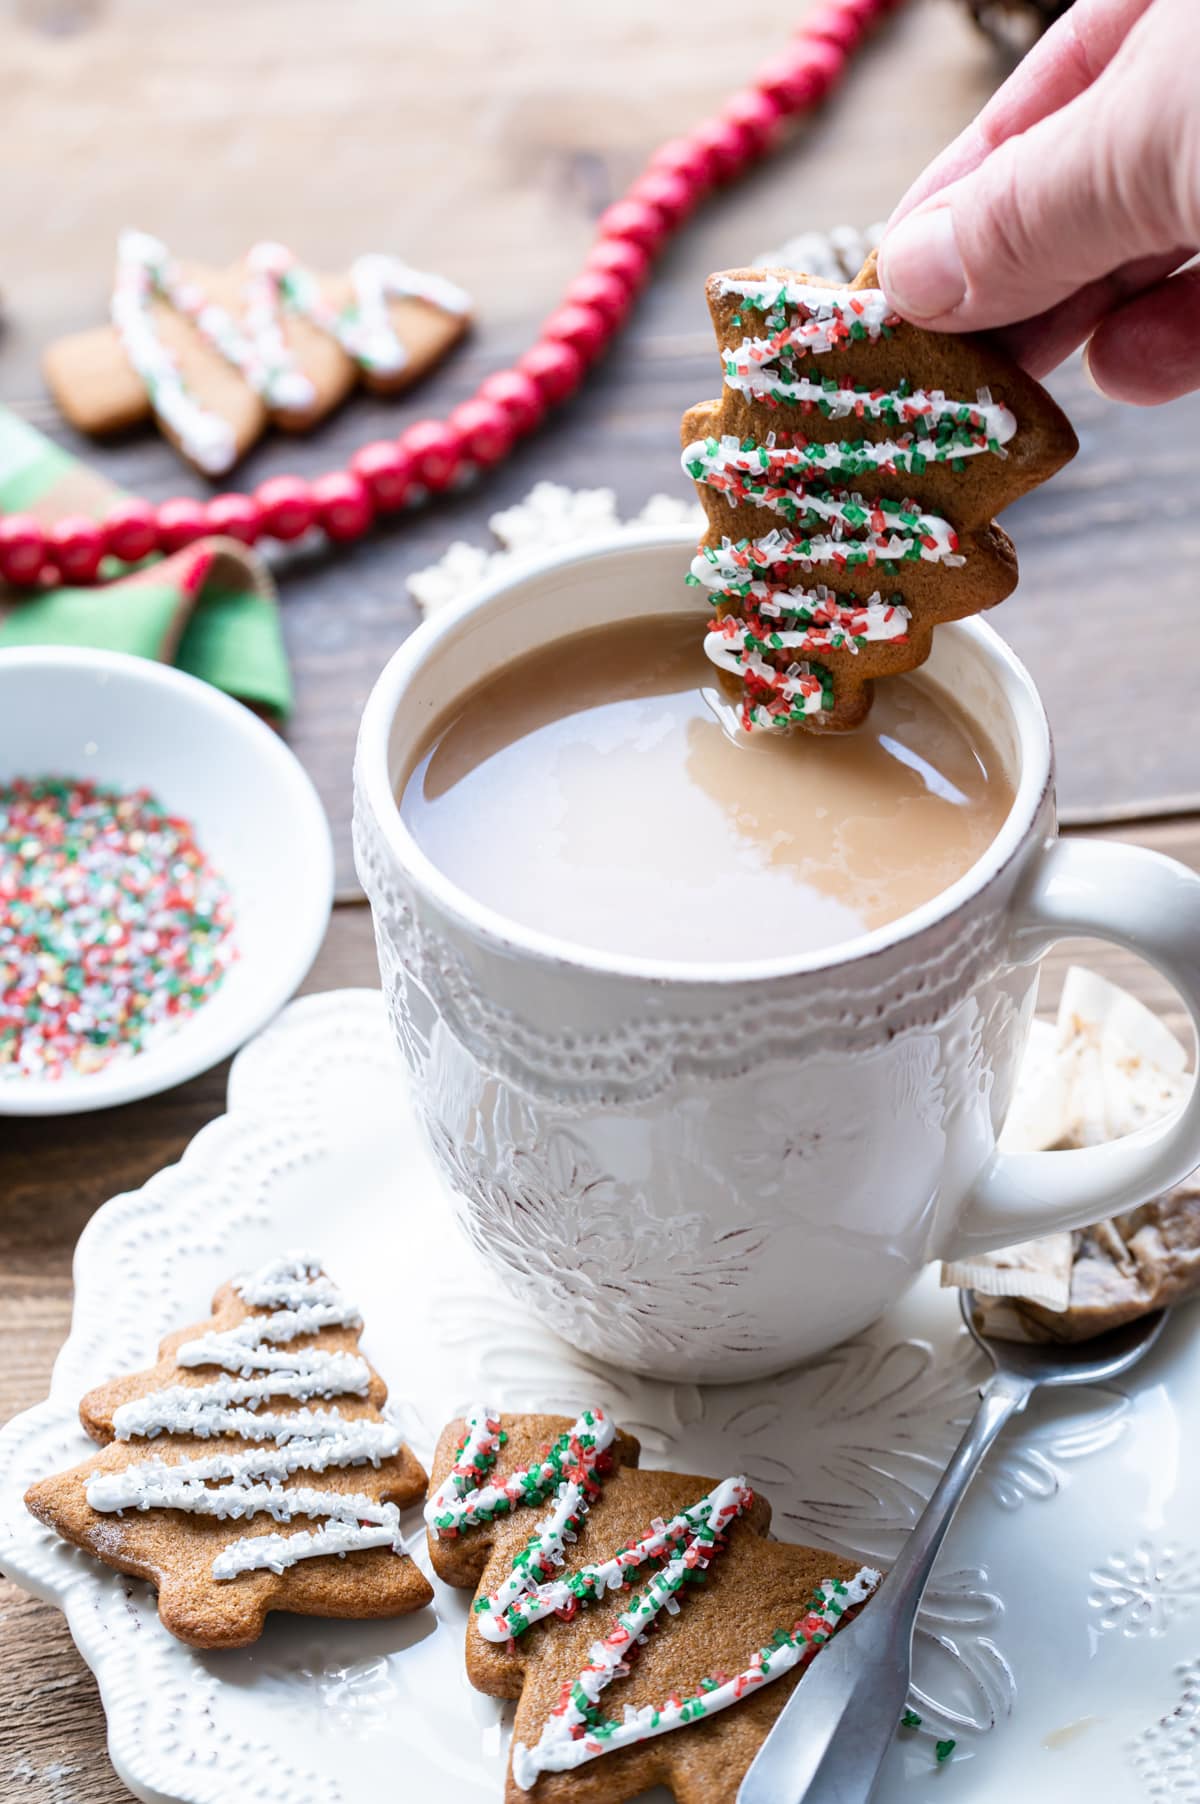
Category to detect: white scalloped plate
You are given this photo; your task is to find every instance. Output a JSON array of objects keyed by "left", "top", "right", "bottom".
[{"left": 1, "top": 990, "right": 1195, "bottom": 1804}]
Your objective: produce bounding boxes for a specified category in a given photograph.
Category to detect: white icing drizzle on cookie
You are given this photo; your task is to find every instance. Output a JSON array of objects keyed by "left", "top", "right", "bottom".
[
  {"left": 85, "top": 1251, "right": 409, "bottom": 1581},
  {"left": 704, "top": 589, "right": 908, "bottom": 674},
  {"left": 492, "top": 1468, "right": 880, "bottom": 1788},
  {"left": 424, "top": 1404, "right": 616, "bottom": 1537},
  {"left": 433, "top": 1408, "right": 880, "bottom": 1786},
  {"left": 111, "top": 229, "right": 470, "bottom": 474}
]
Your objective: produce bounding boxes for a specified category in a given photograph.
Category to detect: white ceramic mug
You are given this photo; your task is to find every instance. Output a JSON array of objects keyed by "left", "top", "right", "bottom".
[{"left": 354, "top": 527, "right": 1200, "bottom": 1381}]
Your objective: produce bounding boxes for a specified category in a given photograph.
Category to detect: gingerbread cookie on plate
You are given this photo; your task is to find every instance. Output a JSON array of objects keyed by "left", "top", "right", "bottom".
[
  {"left": 426, "top": 1405, "right": 880, "bottom": 1802},
  {"left": 25, "top": 1252, "right": 431, "bottom": 1647},
  {"left": 682, "top": 251, "right": 1077, "bottom": 731}
]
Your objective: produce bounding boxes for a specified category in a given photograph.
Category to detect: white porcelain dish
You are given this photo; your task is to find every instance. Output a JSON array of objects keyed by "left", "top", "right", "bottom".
[
  {"left": 0, "top": 646, "right": 333, "bottom": 1114},
  {"left": 0, "top": 989, "right": 1191, "bottom": 1804}
]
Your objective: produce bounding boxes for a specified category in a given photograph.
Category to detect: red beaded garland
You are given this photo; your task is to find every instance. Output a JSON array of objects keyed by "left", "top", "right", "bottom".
[
  {"left": 0, "top": 514, "right": 48, "bottom": 586},
  {"left": 156, "top": 497, "right": 209, "bottom": 553},
  {"left": 595, "top": 198, "right": 670, "bottom": 255},
  {"left": 563, "top": 268, "right": 632, "bottom": 328},
  {"left": 518, "top": 339, "right": 585, "bottom": 406},
  {"left": 206, "top": 492, "right": 262, "bottom": 545},
  {"left": 49, "top": 516, "right": 105, "bottom": 583},
  {"left": 541, "top": 302, "right": 613, "bottom": 364},
  {"left": 103, "top": 497, "right": 159, "bottom": 563},
  {"left": 312, "top": 470, "right": 374, "bottom": 541},
  {"left": 350, "top": 439, "right": 415, "bottom": 512},
  {"left": 254, "top": 476, "right": 315, "bottom": 541},
  {"left": 1, "top": 0, "right": 894, "bottom": 588},
  {"left": 401, "top": 418, "right": 462, "bottom": 492},
  {"left": 448, "top": 397, "right": 516, "bottom": 467},
  {"left": 476, "top": 368, "right": 545, "bottom": 436}
]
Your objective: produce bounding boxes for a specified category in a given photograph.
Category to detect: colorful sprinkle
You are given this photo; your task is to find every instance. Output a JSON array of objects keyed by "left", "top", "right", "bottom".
[{"left": 0, "top": 776, "right": 236, "bottom": 1080}]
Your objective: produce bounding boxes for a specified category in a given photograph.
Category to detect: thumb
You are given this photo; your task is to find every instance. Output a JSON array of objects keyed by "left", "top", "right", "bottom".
[{"left": 876, "top": 18, "right": 1197, "bottom": 331}]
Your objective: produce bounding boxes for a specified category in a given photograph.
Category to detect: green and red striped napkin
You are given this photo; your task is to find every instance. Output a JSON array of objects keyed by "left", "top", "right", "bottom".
[{"left": 0, "top": 407, "right": 292, "bottom": 716}]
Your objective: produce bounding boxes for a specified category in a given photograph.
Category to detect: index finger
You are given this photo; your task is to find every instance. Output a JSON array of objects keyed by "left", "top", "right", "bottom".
[{"left": 889, "top": 0, "right": 1153, "bottom": 224}]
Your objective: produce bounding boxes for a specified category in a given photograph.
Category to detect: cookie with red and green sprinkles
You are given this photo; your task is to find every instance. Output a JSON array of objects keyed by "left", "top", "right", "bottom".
[
  {"left": 426, "top": 1407, "right": 881, "bottom": 1803},
  {"left": 682, "top": 248, "right": 1077, "bottom": 734},
  {"left": 0, "top": 775, "right": 236, "bottom": 1082}
]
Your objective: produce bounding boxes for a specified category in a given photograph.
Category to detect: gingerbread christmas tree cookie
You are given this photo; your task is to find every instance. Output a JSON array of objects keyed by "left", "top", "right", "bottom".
[
  {"left": 25, "top": 1252, "right": 431, "bottom": 1647},
  {"left": 44, "top": 230, "right": 471, "bottom": 475},
  {"left": 426, "top": 1406, "right": 880, "bottom": 1802},
  {"left": 682, "top": 251, "right": 1077, "bottom": 732}
]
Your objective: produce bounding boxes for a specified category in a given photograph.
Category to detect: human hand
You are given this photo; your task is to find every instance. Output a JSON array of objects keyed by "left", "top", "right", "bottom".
[{"left": 876, "top": 0, "right": 1200, "bottom": 403}]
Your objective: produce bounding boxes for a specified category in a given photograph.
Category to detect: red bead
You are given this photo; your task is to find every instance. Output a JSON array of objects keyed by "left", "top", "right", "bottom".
[
  {"left": 799, "top": 1, "right": 863, "bottom": 49},
  {"left": 0, "top": 514, "right": 47, "bottom": 586},
  {"left": 627, "top": 168, "right": 696, "bottom": 228},
  {"left": 350, "top": 439, "right": 415, "bottom": 513},
  {"left": 102, "top": 497, "right": 159, "bottom": 564},
  {"left": 518, "top": 339, "right": 585, "bottom": 406},
  {"left": 690, "top": 115, "right": 754, "bottom": 183},
  {"left": 156, "top": 497, "right": 209, "bottom": 553},
  {"left": 541, "top": 303, "right": 611, "bottom": 364},
  {"left": 563, "top": 268, "right": 632, "bottom": 328},
  {"left": 720, "top": 87, "right": 785, "bottom": 157},
  {"left": 399, "top": 419, "right": 462, "bottom": 493},
  {"left": 784, "top": 37, "right": 845, "bottom": 105},
  {"left": 254, "top": 476, "right": 315, "bottom": 542},
  {"left": 47, "top": 516, "right": 105, "bottom": 584},
  {"left": 647, "top": 135, "right": 714, "bottom": 193},
  {"left": 584, "top": 236, "right": 650, "bottom": 292},
  {"left": 206, "top": 492, "right": 262, "bottom": 546},
  {"left": 754, "top": 50, "right": 824, "bottom": 111},
  {"left": 448, "top": 397, "right": 516, "bottom": 468},
  {"left": 595, "top": 198, "right": 669, "bottom": 255},
  {"left": 312, "top": 470, "right": 374, "bottom": 542},
  {"left": 476, "top": 368, "right": 546, "bottom": 437}
]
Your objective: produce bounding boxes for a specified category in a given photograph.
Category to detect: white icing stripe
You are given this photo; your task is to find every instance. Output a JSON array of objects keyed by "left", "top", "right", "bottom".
[
  {"left": 424, "top": 1405, "right": 616, "bottom": 1536},
  {"left": 479, "top": 1475, "right": 749, "bottom": 1643},
  {"left": 213, "top": 1519, "right": 402, "bottom": 1580},
  {"left": 111, "top": 1355, "right": 371, "bottom": 1438},
  {"left": 704, "top": 595, "right": 908, "bottom": 668},
  {"left": 691, "top": 520, "right": 962, "bottom": 591},
  {"left": 711, "top": 275, "right": 896, "bottom": 327},
  {"left": 723, "top": 363, "right": 1017, "bottom": 441},
  {"left": 88, "top": 1251, "right": 408, "bottom": 1582},
  {"left": 693, "top": 482, "right": 959, "bottom": 557},
  {"left": 684, "top": 418, "right": 1014, "bottom": 491},
  {"left": 511, "top": 1561, "right": 881, "bottom": 1788},
  {"left": 233, "top": 1253, "right": 352, "bottom": 1313}
]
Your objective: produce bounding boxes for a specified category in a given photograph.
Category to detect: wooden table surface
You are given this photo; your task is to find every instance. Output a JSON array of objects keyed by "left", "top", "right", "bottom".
[{"left": 3, "top": 1, "right": 1200, "bottom": 1797}]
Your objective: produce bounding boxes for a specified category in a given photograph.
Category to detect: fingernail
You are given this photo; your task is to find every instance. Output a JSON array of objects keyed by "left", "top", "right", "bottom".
[
  {"left": 1081, "top": 339, "right": 1108, "bottom": 397},
  {"left": 879, "top": 208, "right": 966, "bottom": 321}
]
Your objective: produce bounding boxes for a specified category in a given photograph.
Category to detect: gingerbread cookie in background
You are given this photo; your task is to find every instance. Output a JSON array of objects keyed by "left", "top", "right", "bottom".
[
  {"left": 682, "top": 250, "right": 1077, "bottom": 733},
  {"left": 43, "top": 230, "right": 471, "bottom": 476},
  {"left": 426, "top": 1406, "right": 880, "bottom": 1802},
  {"left": 25, "top": 1253, "right": 431, "bottom": 1647}
]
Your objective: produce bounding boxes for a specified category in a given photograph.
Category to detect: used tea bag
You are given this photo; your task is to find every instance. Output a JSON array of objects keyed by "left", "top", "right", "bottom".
[{"left": 944, "top": 967, "right": 1199, "bottom": 1340}]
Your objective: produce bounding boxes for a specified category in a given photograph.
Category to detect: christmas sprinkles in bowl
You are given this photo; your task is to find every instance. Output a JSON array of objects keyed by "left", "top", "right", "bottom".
[
  {"left": 0, "top": 776, "right": 237, "bottom": 1081},
  {"left": 0, "top": 646, "right": 333, "bottom": 1116}
]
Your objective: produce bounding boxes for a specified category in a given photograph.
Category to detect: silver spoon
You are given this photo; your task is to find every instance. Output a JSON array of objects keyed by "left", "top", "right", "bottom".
[{"left": 737, "top": 1292, "right": 1169, "bottom": 1804}]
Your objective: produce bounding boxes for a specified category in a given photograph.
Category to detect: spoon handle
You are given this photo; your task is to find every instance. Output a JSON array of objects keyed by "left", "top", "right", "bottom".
[{"left": 736, "top": 1368, "right": 1035, "bottom": 1804}]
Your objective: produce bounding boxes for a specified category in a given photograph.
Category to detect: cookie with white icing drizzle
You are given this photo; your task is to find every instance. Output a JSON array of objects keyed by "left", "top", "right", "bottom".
[
  {"left": 682, "top": 250, "right": 1077, "bottom": 733},
  {"left": 427, "top": 1408, "right": 879, "bottom": 1803},
  {"left": 24, "top": 1252, "right": 432, "bottom": 1647},
  {"left": 43, "top": 230, "right": 471, "bottom": 475}
]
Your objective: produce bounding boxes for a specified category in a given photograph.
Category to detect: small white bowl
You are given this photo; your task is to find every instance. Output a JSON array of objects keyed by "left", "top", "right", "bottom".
[{"left": 0, "top": 646, "right": 333, "bottom": 1115}]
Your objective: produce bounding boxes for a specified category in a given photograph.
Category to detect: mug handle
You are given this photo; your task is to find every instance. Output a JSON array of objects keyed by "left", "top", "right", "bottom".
[{"left": 943, "top": 835, "right": 1200, "bottom": 1260}]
